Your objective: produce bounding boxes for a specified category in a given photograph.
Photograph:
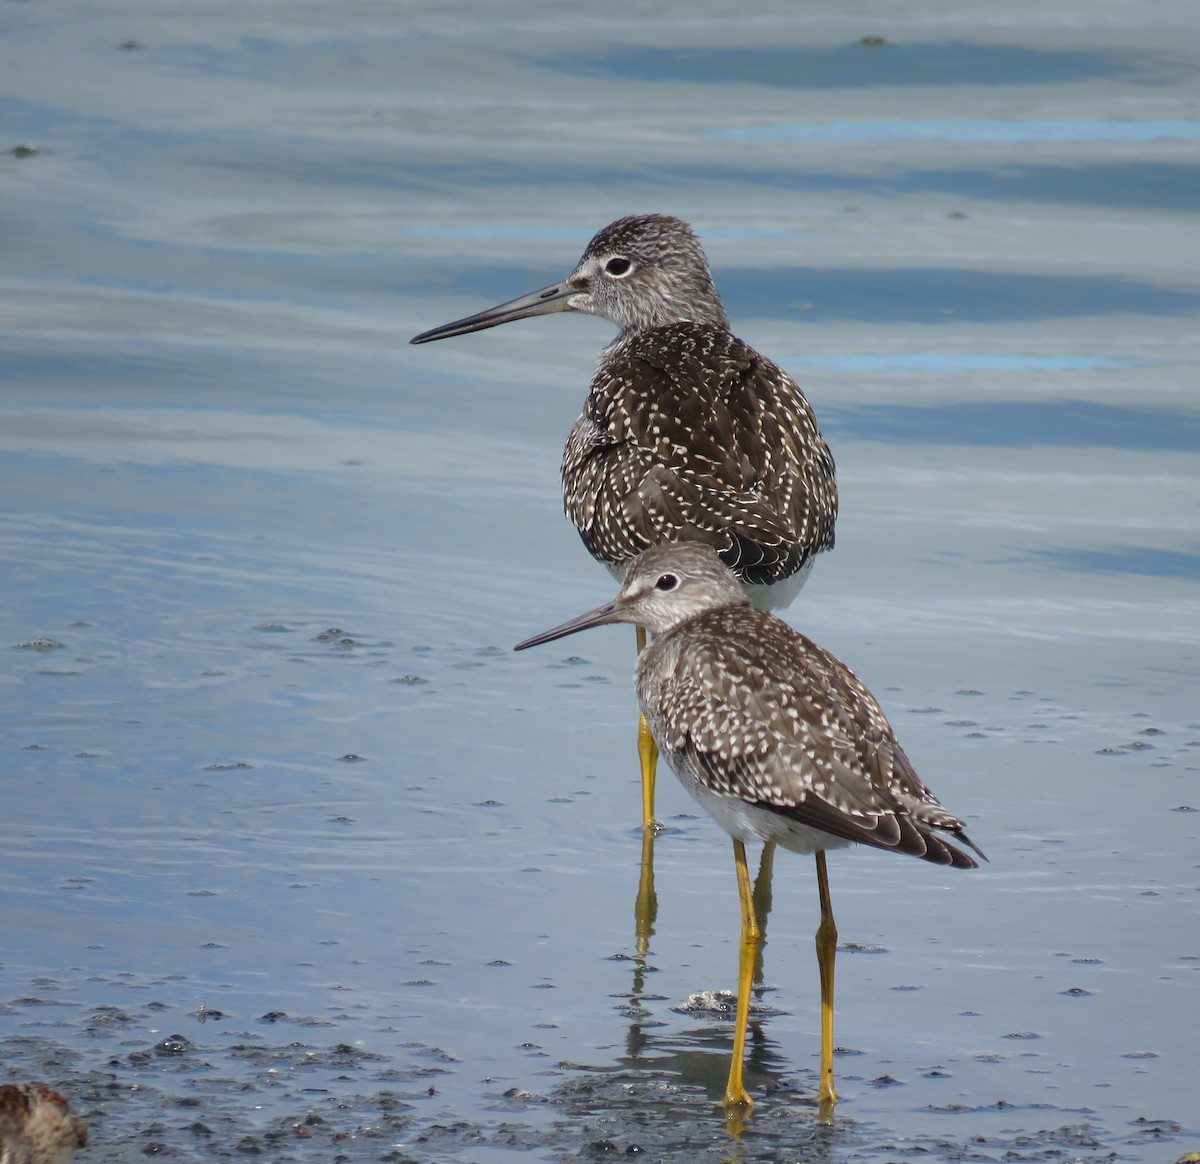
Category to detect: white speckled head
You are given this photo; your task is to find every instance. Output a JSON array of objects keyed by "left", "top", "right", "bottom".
[
  {"left": 613, "top": 543, "right": 749, "bottom": 633},
  {"left": 410, "top": 214, "right": 729, "bottom": 344},
  {"left": 565, "top": 214, "right": 730, "bottom": 335},
  {"left": 514, "top": 542, "right": 748, "bottom": 650}
]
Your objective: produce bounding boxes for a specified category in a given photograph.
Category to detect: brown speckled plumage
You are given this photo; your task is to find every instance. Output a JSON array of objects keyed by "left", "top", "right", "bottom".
[
  {"left": 413, "top": 214, "right": 837, "bottom": 598},
  {"left": 515, "top": 542, "right": 982, "bottom": 1118},
  {"left": 0, "top": 1084, "right": 87, "bottom": 1164},
  {"left": 518, "top": 543, "right": 983, "bottom": 868},
  {"left": 642, "top": 602, "right": 979, "bottom": 865},
  {"left": 563, "top": 319, "right": 834, "bottom": 586}
]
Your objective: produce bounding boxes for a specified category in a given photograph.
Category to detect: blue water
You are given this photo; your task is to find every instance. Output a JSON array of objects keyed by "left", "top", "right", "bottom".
[
  {"left": 551, "top": 42, "right": 1165, "bottom": 89},
  {"left": 824, "top": 400, "right": 1200, "bottom": 451},
  {"left": 719, "top": 119, "right": 1200, "bottom": 142},
  {"left": 1, "top": 4, "right": 1198, "bottom": 1162}
]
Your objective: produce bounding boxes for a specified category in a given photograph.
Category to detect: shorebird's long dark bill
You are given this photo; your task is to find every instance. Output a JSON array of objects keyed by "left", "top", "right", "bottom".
[
  {"left": 513, "top": 600, "right": 622, "bottom": 651},
  {"left": 410, "top": 281, "right": 579, "bottom": 344}
]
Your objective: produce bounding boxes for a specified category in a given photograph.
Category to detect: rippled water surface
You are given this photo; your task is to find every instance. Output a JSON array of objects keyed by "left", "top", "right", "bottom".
[{"left": 2, "top": 2, "right": 1197, "bottom": 1160}]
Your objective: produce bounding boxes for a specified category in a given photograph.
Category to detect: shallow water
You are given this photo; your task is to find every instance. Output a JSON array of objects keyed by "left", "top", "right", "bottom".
[{"left": 2, "top": 2, "right": 1198, "bottom": 1161}]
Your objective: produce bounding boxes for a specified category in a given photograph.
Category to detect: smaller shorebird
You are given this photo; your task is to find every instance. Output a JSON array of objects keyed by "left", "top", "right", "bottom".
[
  {"left": 515, "top": 543, "right": 983, "bottom": 1123},
  {"left": 0, "top": 1083, "right": 88, "bottom": 1164},
  {"left": 412, "top": 215, "right": 837, "bottom": 828}
]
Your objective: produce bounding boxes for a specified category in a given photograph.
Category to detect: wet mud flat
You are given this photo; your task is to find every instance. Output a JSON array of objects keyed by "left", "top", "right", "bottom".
[
  {"left": 2, "top": 992, "right": 1194, "bottom": 1163},
  {"left": 3, "top": 622, "right": 1197, "bottom": 1163},
  {"left": 3, "top": 1, "right": 1199, "bottom": 1162}
]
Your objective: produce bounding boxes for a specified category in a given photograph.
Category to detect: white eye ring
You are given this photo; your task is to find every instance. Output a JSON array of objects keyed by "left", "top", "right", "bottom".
[
  {"left": 604, "top": 256, "right": 633, "bottom": 278},
  {"left": 655, "top": 573, "right": 679, "bottom": 592}
]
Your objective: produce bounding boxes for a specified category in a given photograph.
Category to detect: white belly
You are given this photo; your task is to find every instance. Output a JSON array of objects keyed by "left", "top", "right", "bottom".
[
  {"left": 680, "top": 770, "right": 853, "bottom": 856},
  {"left": 745, "top": 557, "right": 813, "bottom": 612}
]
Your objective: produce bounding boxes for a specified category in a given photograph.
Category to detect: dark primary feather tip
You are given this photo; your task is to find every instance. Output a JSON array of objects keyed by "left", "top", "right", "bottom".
[{"left": 956, "top": 830, "right": 988, "bottom": 864}]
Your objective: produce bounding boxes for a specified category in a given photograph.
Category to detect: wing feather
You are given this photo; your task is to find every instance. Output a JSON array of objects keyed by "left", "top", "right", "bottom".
[
  {"left": 563, "top": 323, "right": 837, "bottom": 585},
  {"left": 641, "top": 607, "right": 982, "bottom": 868}
]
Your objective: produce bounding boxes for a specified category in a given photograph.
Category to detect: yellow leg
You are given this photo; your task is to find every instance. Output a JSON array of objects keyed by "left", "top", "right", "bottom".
[
  {"left": 815, "top": 850, "right": 839, "bottom": 1119},
  {"left": 724, "top": 838, "right": 759, "bottom": 1131},
  {"left": 636, "top": 625, "right": 659, "bottom": 829},
  {"left": 633, "top": 822, "right": 658, "bottom": 958},
  {"left": 751, "top": 841, "right": 776, "bottom": 990}
]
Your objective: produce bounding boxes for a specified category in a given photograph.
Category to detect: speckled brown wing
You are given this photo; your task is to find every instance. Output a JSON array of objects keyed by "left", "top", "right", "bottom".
[
  {"left": 641, "top": 606, "right": 981, "bottom": 867},
  {"left": 562, "top": 322, "right": 837, "bottom": 585}
]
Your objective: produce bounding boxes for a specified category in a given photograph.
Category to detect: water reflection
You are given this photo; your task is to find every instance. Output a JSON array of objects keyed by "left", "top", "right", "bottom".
[
  {"left": 634, "top": 827, "right": 658, "bottom": 955},
  {"left": 720, "top": 120, "right": 1200, "bottom": 142},
  {"left": 616, "top": 990, "right": 803, "bottom": 1133},
  {"left": 687, "top": 158, "right": 1200, "bottom": 213},
  {"left": 712, "top": 268, "right": 1200, "bottom": 323},
  {"left": 548, "top": 42, "right": 1165, "bottom": 89},
  {"left": 824, "top": 400, "right": 1200, "bottom": 451},
  {"left": 626, "top": 835, "right": 787, "bottom": 1134},
  {"left": 795, "top": 353, "right": 1136, "bottom": 372},
  {"left": 894, "top": 159, "right": 1200, "bottom": 210},
  {"left": 1031, "top": 546, "right": 1200, "bottom": 579}
]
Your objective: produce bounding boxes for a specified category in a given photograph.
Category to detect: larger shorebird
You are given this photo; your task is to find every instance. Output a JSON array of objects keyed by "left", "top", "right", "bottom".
[
  {"left": 515, "top": 543, "right": 983, "bottom": 1124},
  {"left": 412, "top": 215, "right": 837, "bottom": 826}
]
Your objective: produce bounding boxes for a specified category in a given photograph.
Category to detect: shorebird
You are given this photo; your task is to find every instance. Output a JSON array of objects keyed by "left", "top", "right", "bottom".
[
  {"left": 515, "top": 543, "right": 983, "bottom": 1123},
  {"left": 412, "top": 215, "right": 837, "bottom": 827},
  {"left": 0, "top": 1083, "right": 88, "bottom": 1164}
]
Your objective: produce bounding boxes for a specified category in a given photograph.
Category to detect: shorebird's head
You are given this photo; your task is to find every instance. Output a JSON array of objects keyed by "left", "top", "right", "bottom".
[
  {"left": 410, "top": 214, "right": 729, "bottom": 345},
  {"left": 514, "top": 542, "right": 748, "bottom": 650}
]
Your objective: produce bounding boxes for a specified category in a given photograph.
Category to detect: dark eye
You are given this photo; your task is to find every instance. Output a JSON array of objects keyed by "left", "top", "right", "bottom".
[
  {"left": 655, "top": 573, "right": 678, "bottom": 591},
  {"left": 605, "top": 256, "right": 632, "bottom": 277}
]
